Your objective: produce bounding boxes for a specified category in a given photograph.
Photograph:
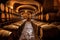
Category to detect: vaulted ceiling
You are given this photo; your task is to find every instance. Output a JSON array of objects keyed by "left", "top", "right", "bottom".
[{"left": 0, "top": 0, "right": 44, "bottom": 4}]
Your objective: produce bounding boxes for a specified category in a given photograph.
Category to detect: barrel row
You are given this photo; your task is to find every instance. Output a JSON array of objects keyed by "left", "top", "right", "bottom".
[
  {"left": 31, "top": 20, "right": 60, "bottom": 40},
  {"left": 0, "top": 19, "right": 26, "bottom": 40},
  {"left": 0, "top": 3, "right": 21, "bottom": 24},
  {"left": 35, "top": 13, "right": 60, "bottom": 22}
]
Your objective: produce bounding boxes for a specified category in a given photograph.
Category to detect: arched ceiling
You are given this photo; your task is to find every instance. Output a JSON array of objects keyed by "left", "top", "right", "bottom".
[
  {"left": 16, "top": 5, "right": 37, "bottom": 12},
  {"left": 6, "top": 1, "right": 41, "bottom": 9},
  {"left": 6, "top": 0, "right": 42, "bottom": 14}
]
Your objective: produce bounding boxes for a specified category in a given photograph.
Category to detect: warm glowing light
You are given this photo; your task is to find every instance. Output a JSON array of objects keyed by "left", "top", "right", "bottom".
[
  {"left": 1, "top": 3, "right": 4, "bottom": 11},
  {"left": 25, "top": 10, "right": 28, "bottom": 13},
  {"left": 10, "top": 6, "right": 13, "bottom": 9},
  {"left": 46, "top": 13, "right": 49, "bottom": 21},
  {"left": 0, "top": 4, "right": 1, "bottom": 9},
  {"left": 41, "top": 6, "right": 43, "bottom": 12},
  {"left": 59, "top": 0, "right": 60, "bottom": 2},
  {"left": 6, "top": 6, "right": 8, "bottom": 12},
  {"left": 41, "top": 14, "right": 43, "bottom": 20}
]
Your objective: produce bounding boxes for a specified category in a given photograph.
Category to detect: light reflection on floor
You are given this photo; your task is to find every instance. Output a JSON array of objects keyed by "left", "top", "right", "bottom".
[{"left": 19, "top": 21, "right": 35, "bottom": 40}]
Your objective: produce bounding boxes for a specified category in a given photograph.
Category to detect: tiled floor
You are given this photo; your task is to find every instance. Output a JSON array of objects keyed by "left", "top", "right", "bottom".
[{"left": 19, "top": 21, "right": 36, "bottom": 40}]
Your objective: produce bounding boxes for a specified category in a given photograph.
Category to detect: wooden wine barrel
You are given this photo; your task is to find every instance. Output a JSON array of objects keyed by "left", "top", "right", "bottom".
[
  {"left": 45, "top": 13, "right": 49, "bottom": 21},
  {"left": 1, "top": 3, "right": 4, "bottom": 12},
  {"left": 6, "top": 13, "right": 10, "bottom": 20},
  {"left": 42, "top": 14, "right": 49, "bottom": 21},
  {"left": 3, "top": 24, "right": 19, "bottom": 30},
  {"left": 35, "top": 16, "right": 38, "bottom": 20},
  {"left": 38, "top": 15, "right": 41, "bottom": 20},
  {"left": 5, "top": 6, "right": 9, "bottom": 20},
  {"left": 47, "top": 13, "right": 56, "bottom": 21},
  {"left": 0, "top": 29, "right": 12, "bottom": 37},
  {"left": 43, "top": 13, "right": 56, "bottom": 22},
  {"left": 6, "top": 6, "right": 8, "bottom": 12},
  {"left": 9, "top": 8, "right": 11, "bottom": 13},
  {"left": 10, "top": 14, "right": 12, "bottom": 19},
  {"left": 35, "top": 13, "right": 56, "bottom": 22},
  {"left": 39, "top": 13, "right": 57, "bottom": 22},
  {"left": 40, "top": 14, "right": 43, "bottom": 21},
  {"left": 37, "top": 14, "right": 43, "bottom": 21},
  {"left": 41, "top": 24, "right": 60, "bottom": 40},
  {"left": 1, "top": 12, "right": 5, "bottom": 22}
]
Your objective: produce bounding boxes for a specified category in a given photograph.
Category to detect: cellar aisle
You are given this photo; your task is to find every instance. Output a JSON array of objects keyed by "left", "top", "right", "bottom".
[{"left": 19, "top": 21, "right": 36, "bottom": 40}]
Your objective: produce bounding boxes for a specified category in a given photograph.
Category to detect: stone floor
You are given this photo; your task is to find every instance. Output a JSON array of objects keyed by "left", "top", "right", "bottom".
[{"left": 19, "top": 21, "right": 36, "bottom": 40}]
